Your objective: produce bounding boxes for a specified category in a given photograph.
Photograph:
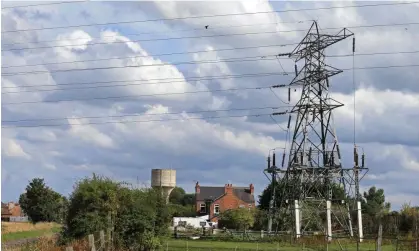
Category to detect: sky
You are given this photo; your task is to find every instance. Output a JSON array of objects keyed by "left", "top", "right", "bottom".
[{"left": 1, "top": 0, "right": 419, "bottom": 210}]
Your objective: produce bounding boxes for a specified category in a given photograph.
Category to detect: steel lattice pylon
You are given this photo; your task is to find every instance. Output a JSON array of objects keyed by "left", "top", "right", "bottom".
[{"left": 265, "top": 21, "right": 368, "bottom": 241}]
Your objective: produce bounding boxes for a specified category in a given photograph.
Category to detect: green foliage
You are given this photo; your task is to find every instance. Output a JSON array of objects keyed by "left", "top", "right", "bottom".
[
  {"left": 362, "top": 186, "right": 391, "bottom": 218},
  {"left": 62, "top": 174, "right": 171, "bottom": 250},
  {"left": 19, "top": 178, "right": 66, "bottom": 224},
  {"left": 169, "top": 187, "right": 195, "bottom": 206},
  {"left": 219, "top": 208, "right": 256, "bottom": 231},
  {"left": 181, "top": 194, "right": 195, "bottom": 206},
  {"left": 64, "top": 174, "right": 119, "bottom": 239},
  {"left": 168, "top": 204, "right": 196, "bottom": 217},
  {"left": 169, "top": 187, "right": 186, "bottom": 204}
]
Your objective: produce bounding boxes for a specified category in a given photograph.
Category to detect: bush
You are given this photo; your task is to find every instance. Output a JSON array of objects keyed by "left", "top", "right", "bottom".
[{"left": 61, "top": 174, "right": 171, "bottom": 251}]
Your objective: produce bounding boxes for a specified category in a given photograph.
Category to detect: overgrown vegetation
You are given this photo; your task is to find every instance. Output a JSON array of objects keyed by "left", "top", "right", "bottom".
[
  {"left": 59, "top": 174, "right": 171, "bottom": 250},
  {"left": 12, "top": 175, "right": 418, "bottom": 251}
]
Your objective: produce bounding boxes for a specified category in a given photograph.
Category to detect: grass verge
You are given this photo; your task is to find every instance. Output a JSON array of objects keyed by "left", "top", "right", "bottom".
[{"left": 1, "top": 226, "right": 61, "bottom": 242}]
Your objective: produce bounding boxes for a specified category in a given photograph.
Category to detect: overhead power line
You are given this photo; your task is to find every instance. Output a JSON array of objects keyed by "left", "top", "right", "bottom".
[
  {"left": 1, "top": 54, "right": 285, "bottom": 76},
  {"left": 1, "top": 20, "right": 312, "bottom": 47},
  {"left": 3, "top": 63, "right": 419, "bottom": 102},
  {"left": 3, "top": 60, "right": 419, "bottom": 78},
  {"left": 2, "top": 72, "right": 291, "bottom": 94},
  {"left": 2, "top": 1, "right": 416, "bottom": 33},
  {"left": 2, "top": 86, "right": 273, "bottom": 105},
  {"left": 2, "top": 112, "right": 285, "bottom": 128},
  {"left": 3, "top": 22, "right": 419, "bottom": 52},
  {"left": 4, "top": 46, "right": 419, "bottom": 70},
  {"left": 1, "top": 1, "right": 86, "bottom": 9},
  {"left": 2, "top": 30, "right": 292, "bottom": 52},
  {"left": 1, "top": 72, "right": 289, "bottom": 90},
  {"left": 1, "top": 43, "right": 289, "bottom": 69},
  {"left": 3, "top": 105, "right": 291, "bottom": 123}
]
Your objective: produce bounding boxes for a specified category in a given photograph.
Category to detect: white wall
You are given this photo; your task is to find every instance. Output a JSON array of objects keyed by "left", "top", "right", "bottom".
[{"left": 173, "top": 215, "right": 213, "bottom": 228}]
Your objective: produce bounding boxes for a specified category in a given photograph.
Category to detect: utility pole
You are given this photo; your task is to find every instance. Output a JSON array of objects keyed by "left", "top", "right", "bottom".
[{"left": 269, "top": 21, "right": 368, "bottom": 240}]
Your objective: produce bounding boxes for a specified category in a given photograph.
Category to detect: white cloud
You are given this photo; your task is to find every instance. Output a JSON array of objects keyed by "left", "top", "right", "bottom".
[
  {"left": 2, "top": 139, "right": 31, "bottom": 159},
  {"left": 1, "top": 1, "right": 418, "bottom": 210},
  {"left": 67, "top": 117, "right": 115, "bottom": 148},
  {"left": 56, "top": 30, "right": 92, "bottom": 51}
]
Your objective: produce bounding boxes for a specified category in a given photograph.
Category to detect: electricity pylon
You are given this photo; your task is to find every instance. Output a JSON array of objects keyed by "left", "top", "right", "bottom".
[{"left": 268, "top": 21, "right": 368, "bottom": 241}]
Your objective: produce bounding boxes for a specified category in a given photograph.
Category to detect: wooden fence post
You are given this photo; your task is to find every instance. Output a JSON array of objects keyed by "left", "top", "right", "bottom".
[
  {"left": 106, "top": 228, "right": 112, "bottom": 251},
  {"left": 100, "top": 230, "right": 105, "bottom": 249},
  {"left": 88, "top": 234, "right": 96, "bottom": 251},
  {"left": 376, "top": 224, "right": 383, "bottom": 251}
]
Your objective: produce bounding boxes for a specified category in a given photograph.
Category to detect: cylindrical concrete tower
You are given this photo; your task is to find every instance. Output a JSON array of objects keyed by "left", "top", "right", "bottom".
[{"left": 151, "top": 169, "right": 176, "bottom": 203}]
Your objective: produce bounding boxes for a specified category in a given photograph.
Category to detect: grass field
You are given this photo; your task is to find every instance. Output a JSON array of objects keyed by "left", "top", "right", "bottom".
[
  {"left": 1, "top": 222, "right": 61, "bottom": 242},
  {"left": 164, "top": 239, "right": 395, "bottom": 251}
]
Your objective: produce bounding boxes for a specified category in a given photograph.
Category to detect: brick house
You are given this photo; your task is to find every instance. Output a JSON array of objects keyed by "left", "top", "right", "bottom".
[
  {"left": 1, "top": 202, "right": 24, "bottom": 221},
  {"left": 194, "top": 182, "right": 255, "bottom": 222}
]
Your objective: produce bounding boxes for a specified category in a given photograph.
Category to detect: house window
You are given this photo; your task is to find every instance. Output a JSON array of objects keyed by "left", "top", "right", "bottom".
[
  {"left": 239, "top": 204, "right": 245, "bottom": 208},
  {"left": 214, "top": 204, "right": 220, "bottom": 215},
  {"left": 200, "top": 203, "right": 206, "bottom": 213}
]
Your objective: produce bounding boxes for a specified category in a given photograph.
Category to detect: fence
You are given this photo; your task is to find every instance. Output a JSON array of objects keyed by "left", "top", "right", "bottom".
[
  {"left": 2, "top": 226, "right": 417, "bottom": 251},
  {"left": 1, "top": 228, "right": 113, "bottom": 251},
  {"left": 172, "top": 225, "right": 418, "bottom": 251},
  {"left": 64, "top": 228, "right": 113, "bottom": 251},
  {"left": 161, "top": 235, "right": 419, "bottom": 251}
]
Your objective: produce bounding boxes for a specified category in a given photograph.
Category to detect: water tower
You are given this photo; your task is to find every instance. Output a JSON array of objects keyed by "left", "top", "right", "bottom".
[{"left": 151, "top": 169, "right": 176, "bottom": 203}]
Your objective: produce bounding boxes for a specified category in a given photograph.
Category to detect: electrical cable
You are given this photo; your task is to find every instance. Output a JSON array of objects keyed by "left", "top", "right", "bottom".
[
  {"left": 3, "top": 105, "right": 292, "bottom": 123},
  {"left": 2, "top": 86, "right": 273, "bottom": 105},
  {"left": 2, "top": 30, "right": 297, "bottom": 52},
  {"left": 2, "top": 71, "right": 289, "bottom": 90},
  {"left": 4, "top": 48, "right": 419, "bottom": 70},
  {"left": 3, "top": 62, "right": 419, "bottom": 94},
  {"left": 1, "top": 112, "right": 283, "bottom": 128},
  {"left": 1, "top": 1, "right": 86, "bottom": 9},
  {"left": 2, "top": 1, "right": 416, "bottom": 33},
  {"left": 1, "top": 43, "right": 292, "bottom": 69},
  {"left": 3, "top": 62, "right": 419, "bottom": 78},
  {"left": 1, "top": 55, "right": 285, "bottom": 76},
  {"left": 3, "top": 21, "right": 419, "bottom": 52},
  {"left": 353, "top": 38, "right": 356, "bottom": 147},
  {"left": 2, "top": 20, "right": 313, "bottom": 47}
]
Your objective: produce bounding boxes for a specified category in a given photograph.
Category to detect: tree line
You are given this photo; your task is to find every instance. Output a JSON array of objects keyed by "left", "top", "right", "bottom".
[
  {"left": 18, "top": 174, "right": 418, "bottom": 250},
  {"left": 257, "top": 181, "right": 419, "bottom": 236}
]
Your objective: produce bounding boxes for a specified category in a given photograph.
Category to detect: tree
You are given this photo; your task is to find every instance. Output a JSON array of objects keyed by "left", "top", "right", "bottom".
[
  {"left": 63, "top": 174, "right": 119, "bottom": 240},
  {"left": 169, "top": 187, "right": 186, "bottom": 205},
  {"left": 62, "top": 174, "right": 172, "bottom": 251},
  {"left": 181, "top": 194, "right": 195, "bottom": 206},
  {"left": 362, "top": 186, "right": 391, "bottom": 218},
  {"left": 19, "top": 178, "right": 65, "bottom": 224},
  {"left": 219, "top": 208, "right": 256, "bottom": 231},
  {"left": 168, "top": 204, "right": 196, "bottom": 217}
]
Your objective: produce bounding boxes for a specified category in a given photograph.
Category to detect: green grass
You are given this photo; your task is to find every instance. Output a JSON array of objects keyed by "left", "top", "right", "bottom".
[
  {"left": 164, "top": 239, "right": 396, "bottom": 251},
  {"left": 1, "top": 226, "right": 61, "bottom": 242}
]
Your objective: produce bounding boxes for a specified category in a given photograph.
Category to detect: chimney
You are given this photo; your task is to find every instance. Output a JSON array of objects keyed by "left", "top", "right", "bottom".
[
  {"left": 249, "top": 184, "right": 254, "bottom": 195},
  {"left": 195, "top": 182, "right": 200, "bottom": 194},
  {"left": 225, "top": 183, "right": 233, "bottom": 194}
]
